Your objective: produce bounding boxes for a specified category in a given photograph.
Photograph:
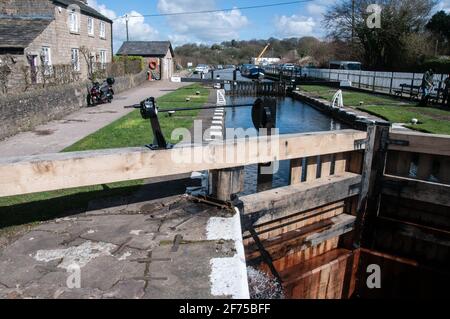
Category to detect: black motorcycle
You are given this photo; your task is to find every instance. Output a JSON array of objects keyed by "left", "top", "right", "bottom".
[{"left": 87, "top": 77, "right": 115, "bottom": 106}]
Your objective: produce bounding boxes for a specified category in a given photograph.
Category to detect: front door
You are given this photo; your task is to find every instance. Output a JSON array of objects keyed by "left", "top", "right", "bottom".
[{"left": 27, "top": 55, "right": 38, "bottom": 84}]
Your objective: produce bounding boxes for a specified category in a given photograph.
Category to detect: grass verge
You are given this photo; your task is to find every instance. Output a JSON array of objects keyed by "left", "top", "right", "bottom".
[
  {"left": 299, "top": 85, "right": 450, "bottom": 135},
  {"left": 0, "top": 84, "right": 209, "bottom": 239}
]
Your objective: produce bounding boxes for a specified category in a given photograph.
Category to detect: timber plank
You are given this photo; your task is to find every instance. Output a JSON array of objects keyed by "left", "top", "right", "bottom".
[
  {"left": 388, "top": 131, "right": 450, "bottom": 157},
  {"left": 280, "top": 248, "right": 352, "bottom": 286},
  {"left": 320, "top": 154, "right": 333, "bottom": 178},
  {"left": 382, "top": 175, "right": 450, "bottom": 207},
  {"left": 306, "top": 156, "right": 318, "bottom": 182},
  {"left": 289, "top": 158, "right": 303, "bottom": 185},
  {"left": 241, "top": 172, "right": 361, "bottom": 230},
  {"left": 0, "top": 130, "right": 367, "bottom": 197},
  {"left": 334, "top": 152, "right": 347, "bottom": 174},
  {"left": 246, "top": 214, "right": 356, "bottom": 261}
]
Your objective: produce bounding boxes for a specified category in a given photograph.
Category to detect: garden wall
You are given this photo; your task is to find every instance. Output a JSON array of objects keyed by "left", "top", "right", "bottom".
[{"left": 0, "top": 70, "right": 147, "bottom": 140}]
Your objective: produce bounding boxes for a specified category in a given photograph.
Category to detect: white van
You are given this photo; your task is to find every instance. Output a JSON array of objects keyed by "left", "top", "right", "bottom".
[
  {"left": 329, "top": 61, "right": 362, "bottom": 70},
  {"left": 194, "top": 64, "right": 210, "bottom": 74}
]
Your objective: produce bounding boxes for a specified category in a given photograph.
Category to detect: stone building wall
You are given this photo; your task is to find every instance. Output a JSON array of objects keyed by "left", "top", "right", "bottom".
[
  {"left": 26, "top": 5, "right": 113, "bottom": 79},
  {"left": 0, "top": 70, "right": 147, "bottom": 140},
  {"left": 1, "top": 0, "right": 113, "bottom": 87},
  {"left": 0, "top": 0, "right": 54, "bottom": 17}
]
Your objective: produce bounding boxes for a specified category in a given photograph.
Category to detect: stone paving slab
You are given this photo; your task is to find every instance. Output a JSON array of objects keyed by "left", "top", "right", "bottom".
[{"left": 0, "top": 195, "right": 249, "bottom": 299}]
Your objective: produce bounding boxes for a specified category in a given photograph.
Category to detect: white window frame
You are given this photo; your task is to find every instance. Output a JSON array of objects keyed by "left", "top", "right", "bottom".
[
  {"left": 41, "top": 46, "right": 52, "bottom": 75},
  {"left": 99, "top": 21, "right": 106, "bottom": 39},
  {"left": 41, "top": 47, "right": 52, "bottom": 66},
  {"left": 71, "top": 48, "right": 80, "bottom": 72},
  {"left": 69, "top": 10, "right": 79, "bottom": 33},
  {"left": 87, "top": 17, "right": 94, "bottom": 36},
  {"left": 99, "top": 50, "right": 107, "bottom": 69}
]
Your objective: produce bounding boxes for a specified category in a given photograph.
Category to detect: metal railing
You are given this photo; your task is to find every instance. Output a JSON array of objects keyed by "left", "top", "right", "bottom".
[
  {"left": 263, "top": 66, "right": 449, "bottom": 101},
  {"left": 301, "top": 68, "right": 448, "bottom": 99}
]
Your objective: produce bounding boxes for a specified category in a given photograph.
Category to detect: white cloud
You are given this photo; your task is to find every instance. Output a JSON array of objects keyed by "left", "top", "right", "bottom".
[
  {"left": 168, "top": 34, "right": 192, "bottom": 47},
  {"left": 306, "top": 3, "right": 327, "bottom": 16},
  {"left": 436, "top": 0, "right": 450, "bottom": 12},
  {"left": 88, "top": 0, "right": 159, "bottom": 51},
  {"left": 274, "top": 15, "right": 317, "bottom": 38},
  {"left": 114, "top": 11, "right": 159, "bottom": 42},
  {"left": 272, "top": 0, "right": 333, "bottom": 39},
  {"left": 157, "top": 0, "right": 249, "bottom": 43}
]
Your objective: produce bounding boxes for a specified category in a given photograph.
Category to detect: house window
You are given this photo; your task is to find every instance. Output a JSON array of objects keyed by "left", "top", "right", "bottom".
[
  {"left": 41, "top": 47, "right": 52, "bottom": 66},
  {"left": 71, "top": 48, "right": 80, "bottom": 72},
  {"left": 88, "top": 17, "right": 94, "bottom": 36},
  {"left": 99, "top": 21, "right": 106, "bottom": 38},
  {"left": 41, "top": 47, "right": 52, "bottom": 75},
  {"left": 99, "top": 50, "right": 107, "bottom": 68},
  {"left": 69, "top": 10, "right": 79, "bottom": 33}
]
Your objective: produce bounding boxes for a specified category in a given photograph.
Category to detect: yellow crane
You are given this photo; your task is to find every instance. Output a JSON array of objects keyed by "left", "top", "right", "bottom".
[{"left": 255, "top": 43, "right": 270, "bottom": 65}]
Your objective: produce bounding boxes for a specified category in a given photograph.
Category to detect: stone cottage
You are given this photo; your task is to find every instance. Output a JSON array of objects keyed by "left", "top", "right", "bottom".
[
  {"left": 0, "top": 0, "right": 113, "bottom": 89},
  {"left": 116, "top": 41, "right": 174, "bottom": 80}
]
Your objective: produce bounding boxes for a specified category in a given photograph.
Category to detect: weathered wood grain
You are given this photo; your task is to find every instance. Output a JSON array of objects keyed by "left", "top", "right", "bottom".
[{"left": 0, "top": 130, "right": 367, "bottom": 197}]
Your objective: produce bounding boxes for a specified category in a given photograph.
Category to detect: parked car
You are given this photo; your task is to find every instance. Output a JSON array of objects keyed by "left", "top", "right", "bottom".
[
  {"left": 217, "top": 65, "right": 223, "bottom": 70},
  {"left": 281, "top": 63, "right": 296, "bottom": 71},
  {"left": 194, "top": 64, "right": 210, "bottom": 74}
]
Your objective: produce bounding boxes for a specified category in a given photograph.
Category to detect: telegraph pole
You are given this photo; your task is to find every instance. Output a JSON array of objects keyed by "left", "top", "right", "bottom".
[
  {"left": 125, "top": 14, "right": 129, "bottom": 42},
  {"left": 351, "top": 0, "right": 355, "bottom": 41}
]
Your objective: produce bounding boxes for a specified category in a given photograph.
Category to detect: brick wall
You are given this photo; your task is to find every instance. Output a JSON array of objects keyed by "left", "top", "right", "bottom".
[{"left": 0, "top": 71, "right": 147, "bottom": 140}]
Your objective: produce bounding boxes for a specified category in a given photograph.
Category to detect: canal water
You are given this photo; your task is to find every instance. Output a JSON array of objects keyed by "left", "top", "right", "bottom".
[{"left": 224, "top": 95, "right": 349, "bottom": 195}]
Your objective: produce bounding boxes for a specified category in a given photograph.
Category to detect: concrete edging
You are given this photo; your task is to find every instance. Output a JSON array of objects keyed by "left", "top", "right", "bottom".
[{"left": 289, "top": 90, "right": 389, "bottom": 130}]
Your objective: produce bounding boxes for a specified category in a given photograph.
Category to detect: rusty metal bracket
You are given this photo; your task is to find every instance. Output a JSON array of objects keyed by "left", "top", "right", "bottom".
[
  {"left": 349, "top": 182, "right": 362, "bottom": 192},
  {"left": 231, "top": 197, "right": 283, "bottom": 284},
  {"left": 354, "top": 138, "right": 368, "bottom": 150},
  {"left": 387, "top": 138, "right": 410, "bottom": 146},
  {"left": 247, "top": 225, "right": 283, "bottom": 284},
  {"left": 187, "top": 194, "right": 234, "bottom": 212}
]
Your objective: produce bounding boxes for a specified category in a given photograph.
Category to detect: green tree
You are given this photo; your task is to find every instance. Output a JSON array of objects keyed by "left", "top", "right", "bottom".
[
  {"left": 426, "top": 10, "right": 450, "bottom": 54},
  {"left": 323, "top": 0, "right": 436, "bottom": 70},
  {"left": 426, "top": 10, "right": 450, "bottom": 41}
]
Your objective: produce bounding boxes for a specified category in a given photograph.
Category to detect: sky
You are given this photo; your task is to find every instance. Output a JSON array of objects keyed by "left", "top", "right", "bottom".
[{"left": 87, "top": 0, "right": 450, "bottom": 52}]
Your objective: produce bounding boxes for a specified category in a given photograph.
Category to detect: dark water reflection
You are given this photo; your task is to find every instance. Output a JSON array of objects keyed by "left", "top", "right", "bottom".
[{"left": 224, "top": 95, "right": 349, "bottom": 195}]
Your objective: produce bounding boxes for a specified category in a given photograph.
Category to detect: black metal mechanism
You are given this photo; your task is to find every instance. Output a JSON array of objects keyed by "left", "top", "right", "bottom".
[
  {"left": 125, "top": 97, "right": 276, "bottom": 150},
  {"left": 232, "top": 197, "right": 283, "bottom": 283},
  {"left": 127, "top": 97, "right": 173, "bottom": 150},
  {"left": 251, "top": 98, "right": 277, "bottom": 192},
  {"left": 251, "top": 98, "right": 276, "bottom": 130}
]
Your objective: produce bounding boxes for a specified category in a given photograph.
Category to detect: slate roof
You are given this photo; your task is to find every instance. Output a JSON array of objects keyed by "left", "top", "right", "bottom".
[
  {"left": 53, "top": 0, "right": 112, "bottom": 23},
  {"left": 0, "top": 18, "right": 52, "bottom": 49},
  {"left": 117, "top": 41, "right": 174, "bottom": 57}
]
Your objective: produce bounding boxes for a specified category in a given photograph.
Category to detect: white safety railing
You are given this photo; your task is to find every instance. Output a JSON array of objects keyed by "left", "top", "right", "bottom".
[
  {"left": 331, "top": 90, "right": 344, "bottom": 108},
  {"left": 301, "top": 68, "right": 448, "bottom": 96}
]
